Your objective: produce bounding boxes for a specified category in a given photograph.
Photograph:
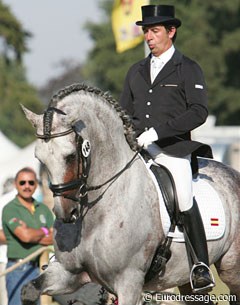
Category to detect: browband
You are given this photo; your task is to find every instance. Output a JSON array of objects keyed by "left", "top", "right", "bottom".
[{"left": 36, "top": 128, "right": 74, "bottom": 139}]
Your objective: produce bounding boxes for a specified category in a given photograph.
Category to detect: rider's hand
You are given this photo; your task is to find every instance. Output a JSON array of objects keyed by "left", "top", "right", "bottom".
[{"left": 137, "top": 127, "right": 158, "bottom": 148}]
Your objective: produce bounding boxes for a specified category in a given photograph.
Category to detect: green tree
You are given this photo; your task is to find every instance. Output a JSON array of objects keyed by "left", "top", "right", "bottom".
[
  {"left": 0, "top": 1, "right": 31, "bottom": 62},
  {"left": 82, "top": 0, "right": 145, "bottom": 97},
  {"left": 83, "top": 0, "right": 240, "bottom": 125},
  {"left": 0, "top": 1, "right": 44, "bottom": 147}
]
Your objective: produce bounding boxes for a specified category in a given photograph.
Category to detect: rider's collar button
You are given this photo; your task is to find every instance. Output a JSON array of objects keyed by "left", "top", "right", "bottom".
[{"left": 149, "top": 89, "right": 153, "bottom": 93}]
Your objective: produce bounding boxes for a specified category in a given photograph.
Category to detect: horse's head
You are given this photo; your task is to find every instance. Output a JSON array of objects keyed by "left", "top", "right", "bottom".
[
  {"left": 21, "top": 104, "right": 90, "bottom": 223},
  {"left": 22, "top": 84, "right": 138, "bottom": 223}
]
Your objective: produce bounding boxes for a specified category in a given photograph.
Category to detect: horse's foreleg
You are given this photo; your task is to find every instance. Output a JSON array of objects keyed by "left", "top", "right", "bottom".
[
  {"left": 114, "top": 270, "right": 144, "bottom": 305},
  {"left": 117, "top": 285, "right": 143, "bottom": 305},
  {"left": 21, "top": 261, "right": 90, "bottom": 305}
]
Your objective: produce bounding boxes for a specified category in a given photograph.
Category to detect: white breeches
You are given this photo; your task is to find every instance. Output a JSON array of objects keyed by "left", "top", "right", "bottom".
[{"left": 145, "top": 143, "right": 193, "bottom": 212}]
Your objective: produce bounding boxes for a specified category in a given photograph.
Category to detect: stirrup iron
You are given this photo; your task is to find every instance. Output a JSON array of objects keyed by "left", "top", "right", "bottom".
[{"left": 190, "top": 262, "right": 215, "bottom": 293}]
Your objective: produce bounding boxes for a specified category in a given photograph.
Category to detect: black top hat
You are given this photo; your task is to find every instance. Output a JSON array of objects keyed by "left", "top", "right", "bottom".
[{"left": 136, "top": 5, "right": 181, "bottom": 28}]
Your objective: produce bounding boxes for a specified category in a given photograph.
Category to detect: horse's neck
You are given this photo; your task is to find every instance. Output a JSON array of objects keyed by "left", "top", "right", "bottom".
[
  {"left": 77, "top": 105, "right": 133, "bottom": 182},
  {"left": 88, "top": 136, "right": 133, "bottom": 186},
  {"left": 67, "top": 96, "right": 135, "bottom": 185}
]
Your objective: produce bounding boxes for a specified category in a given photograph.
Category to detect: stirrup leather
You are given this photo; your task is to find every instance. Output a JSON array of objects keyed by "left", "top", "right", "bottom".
[{"left": 190, "top": 262, "right": 215, "bottom": 293}]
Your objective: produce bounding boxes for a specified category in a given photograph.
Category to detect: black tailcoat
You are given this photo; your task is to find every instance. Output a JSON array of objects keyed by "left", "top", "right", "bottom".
[{"left": 120, "top": 49, "right": 213, "bottom": 172}]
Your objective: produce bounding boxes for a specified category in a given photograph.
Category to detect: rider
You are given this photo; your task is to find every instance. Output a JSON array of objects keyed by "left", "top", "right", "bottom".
[{"left": 119, "top": 4, "right": 215, "bottom": 292}]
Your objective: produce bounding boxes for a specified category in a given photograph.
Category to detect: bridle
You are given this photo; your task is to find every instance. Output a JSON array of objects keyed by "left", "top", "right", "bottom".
[
  {"left": 36, "top": 126, "right": 139, "bottom": 207},
  {"left": 36, "top": 126, "right": 92, "bottom": 205}
]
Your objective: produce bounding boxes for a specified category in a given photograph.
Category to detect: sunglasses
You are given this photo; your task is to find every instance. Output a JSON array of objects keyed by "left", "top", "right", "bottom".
[{"left": 19, "top": 180, "right": 36, "bottom": 186}]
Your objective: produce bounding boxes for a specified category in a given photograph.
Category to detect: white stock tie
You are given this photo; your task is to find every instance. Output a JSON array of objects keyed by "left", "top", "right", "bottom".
[{"left": 151, "top": 57, "right": 164, "bottom": 83}]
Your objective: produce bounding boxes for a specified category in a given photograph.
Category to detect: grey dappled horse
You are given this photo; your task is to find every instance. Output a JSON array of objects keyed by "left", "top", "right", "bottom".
[{"left": 21, "top": 84, "right": 240, "bottom": 305}]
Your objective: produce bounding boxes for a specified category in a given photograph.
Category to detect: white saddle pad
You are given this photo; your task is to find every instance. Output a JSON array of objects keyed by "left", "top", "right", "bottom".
[{"left": 145, "top": 161, "right": 225, "bottom": 242}]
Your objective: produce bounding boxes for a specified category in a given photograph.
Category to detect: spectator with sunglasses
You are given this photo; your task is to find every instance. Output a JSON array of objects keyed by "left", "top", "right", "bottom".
[{"left": 2, "top": 167, "right": 54, "bottom": 305}]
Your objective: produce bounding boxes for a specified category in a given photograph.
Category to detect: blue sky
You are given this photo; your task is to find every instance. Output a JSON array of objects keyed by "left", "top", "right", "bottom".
[{"left": 3, "top": 0, "right": 102, "bottom": 86}]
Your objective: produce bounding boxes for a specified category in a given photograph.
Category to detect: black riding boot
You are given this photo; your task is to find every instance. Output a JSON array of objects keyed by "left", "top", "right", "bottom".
[{"left": 182, "top": 199, "right": 215, "bottom": 293}]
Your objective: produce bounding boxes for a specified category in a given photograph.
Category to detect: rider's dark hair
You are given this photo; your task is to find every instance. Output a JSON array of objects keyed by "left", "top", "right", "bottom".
[{"left": 165, "top": 25, "right": 177, "bottom": 42}]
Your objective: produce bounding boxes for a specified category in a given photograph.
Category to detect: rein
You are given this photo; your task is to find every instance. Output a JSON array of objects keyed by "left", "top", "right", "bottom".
[
  {"left": 87, "top": 150, "right": 139, "bottom": 192},
  {"left": 36, "top": 127, "right": 139, "bottom": 206}
]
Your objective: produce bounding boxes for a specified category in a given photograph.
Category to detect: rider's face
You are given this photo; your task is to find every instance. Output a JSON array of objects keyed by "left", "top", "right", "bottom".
[{"left": 143, "top": 25, "right": 176, "bottom": 57}]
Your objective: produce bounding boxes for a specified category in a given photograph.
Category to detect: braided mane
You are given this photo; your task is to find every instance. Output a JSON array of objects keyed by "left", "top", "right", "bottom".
[{"left": 45, "top": 83, "right": 138, "bottom": 151}]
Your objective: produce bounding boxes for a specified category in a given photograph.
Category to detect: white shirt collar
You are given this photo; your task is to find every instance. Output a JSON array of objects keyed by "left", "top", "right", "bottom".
[{"left": 151, "top": 45, "right": 175, "bottom": 65}]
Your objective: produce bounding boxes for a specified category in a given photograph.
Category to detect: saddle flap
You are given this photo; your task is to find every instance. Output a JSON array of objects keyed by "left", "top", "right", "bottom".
[{"left": 149, "top": 162, "right": 180, "bottom": 224}]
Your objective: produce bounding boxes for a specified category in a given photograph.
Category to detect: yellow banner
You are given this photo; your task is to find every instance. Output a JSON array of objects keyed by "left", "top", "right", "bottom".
[{"left": 112, "top": 0, "right": 149, "bottom": 53}]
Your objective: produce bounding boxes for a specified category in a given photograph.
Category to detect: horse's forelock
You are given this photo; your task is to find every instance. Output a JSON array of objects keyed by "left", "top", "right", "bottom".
[{"left": 46, "top": 83, "right": 138, "bottom": 151}]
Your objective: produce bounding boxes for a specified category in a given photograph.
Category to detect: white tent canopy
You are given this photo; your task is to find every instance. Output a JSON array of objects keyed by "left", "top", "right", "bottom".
[{"left": 0, "top": 131, "right": 20, "bottom": 163}]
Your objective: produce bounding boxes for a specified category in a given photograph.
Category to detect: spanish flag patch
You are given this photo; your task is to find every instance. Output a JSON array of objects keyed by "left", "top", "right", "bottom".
[{"left": 211, "top": 218, "right": 219, "bottom": 226}]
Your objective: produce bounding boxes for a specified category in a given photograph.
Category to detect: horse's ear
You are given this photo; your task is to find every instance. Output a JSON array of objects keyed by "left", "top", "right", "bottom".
[{"left": 21, "top": 104, "right": 43, "bottom": 129}]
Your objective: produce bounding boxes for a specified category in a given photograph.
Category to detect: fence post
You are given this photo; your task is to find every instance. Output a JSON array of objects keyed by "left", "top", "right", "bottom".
[{"left": 40, "top": 250, "right": 52, "bottom": 305}]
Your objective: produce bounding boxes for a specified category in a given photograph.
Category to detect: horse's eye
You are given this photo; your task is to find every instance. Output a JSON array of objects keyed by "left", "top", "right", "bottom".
[{"left": 65, "top": 153, "right": 76, "bottom": 163}]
